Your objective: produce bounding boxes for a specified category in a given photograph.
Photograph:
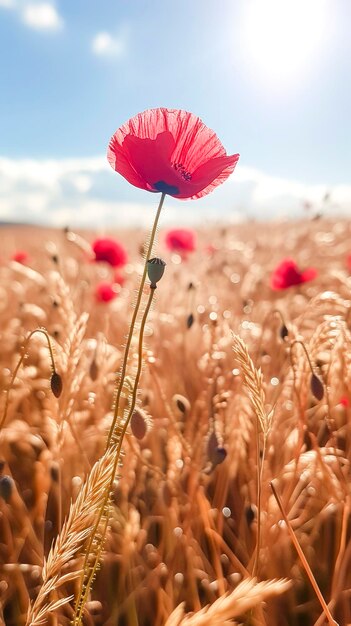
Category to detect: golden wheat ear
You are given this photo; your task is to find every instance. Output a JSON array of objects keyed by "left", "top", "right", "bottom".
[
  {"left": 231, "top": 333, "right": 274, "bottom": 577},
  {"left": 164, "top": 577, "right": 291, "bottom": 626}
]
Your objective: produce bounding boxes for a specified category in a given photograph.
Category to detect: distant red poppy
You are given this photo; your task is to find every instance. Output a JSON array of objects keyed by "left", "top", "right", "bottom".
[
  {"left": 165, "top": 228, "right": 196, "bottom": 255},
  {"left": 339, "top": 396, "right": 350, "bottom": 408},
  {"left": 12, "top": 250, "right": 28, "bottom": 264},
  {"left": 92, "top": 238, "right": 127, "bottom": 268},
  {"left": 107, "top": 108, "right": 239, "bottom": 199},
  {"left": 95, "top": 282, "right": 118, "bottom": 303},
  {"left": 270, "top": 259, "right": 317, "bottom": 290},
  {"left": 114, "top": 271, "right": 126, "bottom": 286}
]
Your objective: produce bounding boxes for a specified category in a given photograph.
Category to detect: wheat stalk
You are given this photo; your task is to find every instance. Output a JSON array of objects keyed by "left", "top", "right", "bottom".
[
  {"left": 26, "top": 447, "right": 116, "bottom": 625},
  {"left": 231, "top": 333, "right": 272, "bottom": 436},
  {"left": 232, "top": 333, "right": 273, "bottom": 576}
]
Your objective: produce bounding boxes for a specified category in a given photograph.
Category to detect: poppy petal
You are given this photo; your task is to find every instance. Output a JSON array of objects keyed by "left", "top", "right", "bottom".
[
  {"left": 122, "top": 132, "right": 179, "bottom": 193},
  {"left": 176, "top": 154, "right": 240, "bottom": 199},
  {"left": 107, "top": 137, "right": 149, "bottom": 191},
  {"left": 108, "top": 108, "right": 240, "bottom": 200},
  {"left": 301, "top": 267, "right": 318, "bottom": 282}
]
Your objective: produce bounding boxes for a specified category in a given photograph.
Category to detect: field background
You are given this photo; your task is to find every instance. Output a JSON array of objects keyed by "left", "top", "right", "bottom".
[{"left": 0, "top": 218, "right": 350, "bottom": 625}]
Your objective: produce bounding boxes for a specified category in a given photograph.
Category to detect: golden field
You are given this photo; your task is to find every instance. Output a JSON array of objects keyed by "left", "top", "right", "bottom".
[{"left": 0, "top": 218, "right": 350, "bottom": 626}]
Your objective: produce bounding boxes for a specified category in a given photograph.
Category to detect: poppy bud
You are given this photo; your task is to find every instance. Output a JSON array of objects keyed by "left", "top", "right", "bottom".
[
  {"left": 173, "top": 394, "right": 191, "bottom": 414},
  {"left": 89, "top": 358, "right": 98, "bottom": 381},
  {"left": 51, "top": 372, "right": 63, "bottom": 398},
  {"left": 130, "top": 408, "right": 150, "bottom": 440},
  {"left": 0, "top": 475, "right": 14, "bottom": 502},
  {"left": 187, "top": 313, "right": 194, "bottom": 329},
  {"left": 279, "top": 324, "right": 289, "bottom": 340},
  {"left": 207, "top": 430, "right": 219, "bottom": 463},
  {"left": 147, "top": 257, "right": 166, "bottom": 288},
  {"left": 50, "top": 462, "right": 60, "bottom": 482},
  {"left": 212, "top": 447, "right": 227, "bottom": 466},
  {"left": 310, "top": 373, "right": 324, "bottom": 401},
  {"left": 245, "top": 504, "right": 256, "bottom": 527},
  {"left": 207, "top": 432, "right": 227, "bottom": 466}
]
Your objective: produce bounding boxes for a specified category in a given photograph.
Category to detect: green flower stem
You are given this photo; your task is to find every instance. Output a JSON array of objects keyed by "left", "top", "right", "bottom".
[{"left": 106, "top": 192, "right": 165, "bottom": 448}]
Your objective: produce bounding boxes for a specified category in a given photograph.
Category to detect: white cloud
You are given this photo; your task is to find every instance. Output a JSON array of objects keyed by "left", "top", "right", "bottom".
[
  {"left": 0, "top": 0, "right": 64, "bottom": 31},
  {"left": 21, "top": 2, "right": 63, "bottom": 30},
  {"left": 92, "top": 31, "right": 124, "bottom": 57},
  {"left": 0, "top": 155, "right": 350, "bottom": 228}
]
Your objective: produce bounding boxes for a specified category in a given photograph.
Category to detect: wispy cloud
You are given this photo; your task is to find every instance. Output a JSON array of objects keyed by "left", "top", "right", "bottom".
[
  {"left": 22, "top": 2, "right": 63, "bottom": 31},
  {"left": 0, "top": 1, "right": 64, "bottom": 31},
  {"left": 91, "top": 30, "right": 126, "bottom": 58},
  {"left": 0, "top": 155, "right": 349, "bottom": 228}
]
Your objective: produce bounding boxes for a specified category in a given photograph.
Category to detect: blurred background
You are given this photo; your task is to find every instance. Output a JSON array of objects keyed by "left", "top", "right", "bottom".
[{"left": 0, "top": 0, "right": 350, "bottom": 228}]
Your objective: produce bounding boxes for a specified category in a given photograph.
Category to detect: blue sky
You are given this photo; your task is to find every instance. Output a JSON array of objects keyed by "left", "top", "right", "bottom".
[{"left": 1, "top": 0, "right": 351, "bottom": 227}]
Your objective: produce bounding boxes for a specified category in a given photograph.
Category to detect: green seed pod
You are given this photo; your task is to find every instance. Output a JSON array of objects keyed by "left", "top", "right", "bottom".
[{"left": 147, "top": 257, "right": 166, "bottom": 288}]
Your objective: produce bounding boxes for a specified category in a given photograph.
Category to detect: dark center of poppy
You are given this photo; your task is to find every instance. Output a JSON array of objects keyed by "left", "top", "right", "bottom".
[
  {"left": 153, "top": 163, "right": 192, "bottom": 196},
  {"left": 153, "top": 181, "right": 180, "bottom": 195},
  {"left": 173, "top": 162, "right": 192, "bottom": 181}
]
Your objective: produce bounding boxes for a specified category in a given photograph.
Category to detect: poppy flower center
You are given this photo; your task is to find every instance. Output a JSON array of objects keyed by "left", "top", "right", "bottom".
[
  {"left": 173, "top": 162, "right": 192, "bottom": 181},
  {"left": 153, "top": 162, "right": 193, "bottom": 196}
]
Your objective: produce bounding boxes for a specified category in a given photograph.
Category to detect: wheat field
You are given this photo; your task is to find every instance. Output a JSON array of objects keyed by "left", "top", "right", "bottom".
[{"left": 0, "top": 218, "right": 350, "bottom": 626}]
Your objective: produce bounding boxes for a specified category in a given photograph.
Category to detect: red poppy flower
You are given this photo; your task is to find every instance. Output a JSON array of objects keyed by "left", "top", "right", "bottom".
[
  {"left": 92, "top": 238, "right": 127, "bottom": 268},
  {"left": 114, "top": 271, "right": 126, "bottom": 286},
  {"left": 107, "top": 108, "right": 239, "bottom": 199},
  {"left": 165, "top": 228, "right": 196, "bottom": 255},
  {"left": 12, "top": 250, "right": 28, "bottom": 264},
  {"left": 270, "top": 258, "right": 317, "bottom": 290},
  {"left": 95, "top": 282, "right": 118, "bottom": 303},
  {"left": 339, "top": 396, "right": 350, "bottom": 408}
]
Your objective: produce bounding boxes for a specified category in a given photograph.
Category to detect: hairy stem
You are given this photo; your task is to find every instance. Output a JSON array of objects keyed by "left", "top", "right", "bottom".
[
  {"left": 0, "top": 328, "right": 57, "bottom": 431},
  {"left": 106, "top": 192, "right": 165, "bottom": 448}
]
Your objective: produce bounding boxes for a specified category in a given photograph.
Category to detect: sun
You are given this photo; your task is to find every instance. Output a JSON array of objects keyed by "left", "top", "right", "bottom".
[{"left": 240, "top": 0, "right": 329, "bottom": 88}]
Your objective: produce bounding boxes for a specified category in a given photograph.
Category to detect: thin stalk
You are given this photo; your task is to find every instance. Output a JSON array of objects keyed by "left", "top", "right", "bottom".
[
  {"left": 0, "top": 328, "right": 57, "bottom": 431},
  {"left": 106, "top": 192, "right": 165, "bottom": 447},
  {"left": 270, "top": 481, "right": 339, "bottom": 626},
  {"left": 290, "top": 339, "right": 315, "bottom": 376},
  {"left": 74, "top": 289, "right": 156, "bottom": 623},
  {"left": 252, "top": 426, "right": 267, "bottom": 576}
]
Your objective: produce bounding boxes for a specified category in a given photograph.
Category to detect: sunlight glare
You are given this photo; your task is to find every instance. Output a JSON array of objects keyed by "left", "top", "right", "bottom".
[{"left": 241, "top": 0, "right": 328, "bottom": 87}]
